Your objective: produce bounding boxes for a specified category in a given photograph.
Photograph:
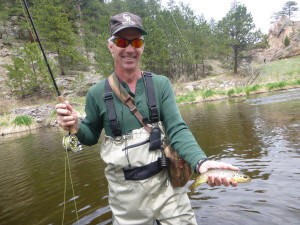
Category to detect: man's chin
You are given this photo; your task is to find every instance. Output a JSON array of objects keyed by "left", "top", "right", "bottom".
[{"left": 122, "top": 64, "right": 138, "bottom": 71}]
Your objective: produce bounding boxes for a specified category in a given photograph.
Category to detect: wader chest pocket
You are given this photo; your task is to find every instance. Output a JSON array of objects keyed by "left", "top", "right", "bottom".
[{"left": 149, "top": 127, "right": 162, "bottom": 151}]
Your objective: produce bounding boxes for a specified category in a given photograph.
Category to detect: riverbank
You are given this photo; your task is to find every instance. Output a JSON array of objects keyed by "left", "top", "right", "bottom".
[
  {"left": 1, "top": 80, "right": 300, "bottom": 136},
  {"left": 0, "top": 101, "right": 85, "bottom": 136},
  {"left": 1, "top": 55, "right": 300, "bottom": 135},
  {"left": 176, "top": 78, "right": 300, "bottom": 105}
]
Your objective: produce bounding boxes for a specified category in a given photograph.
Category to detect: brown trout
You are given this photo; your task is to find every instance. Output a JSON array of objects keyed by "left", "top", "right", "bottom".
[{"left": 189, "top": 169, "right": 251, "bottom": 192}]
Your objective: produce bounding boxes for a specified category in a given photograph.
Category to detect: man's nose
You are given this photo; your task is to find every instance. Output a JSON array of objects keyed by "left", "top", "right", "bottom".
[{"left": 125, "top": 43, "right": 135, "bottom": 51}]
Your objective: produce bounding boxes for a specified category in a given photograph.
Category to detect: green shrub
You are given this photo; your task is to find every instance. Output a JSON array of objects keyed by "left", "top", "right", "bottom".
[
  {"left": 202, "top": 89, "right": 215, "bottom": 99},
  {"left": 290, "top": 79, "right": 300, "bottom": 85},
  {"left": 12, "top": 115, "right": 33, "bottom": 126},
  {"left": 235, "top": 87, "right": 244, "bottom": 93},
  {"left": 266, "top": 81, "right": 287, "bottom": 90},
  {"left": 5, "top": 43, "right": 54, "bottom": 98},
  {"left": 245, "top": 84, "right": 261, "bottom": 95},
  {"left": 284, "top": 36, "right": 290, "bottom": 47},
  {"left": 176, "top": 92, "right": 197, "bottom": 103},
  {"left": 227, "top": 89, "right": 235, "bottom": 96}
]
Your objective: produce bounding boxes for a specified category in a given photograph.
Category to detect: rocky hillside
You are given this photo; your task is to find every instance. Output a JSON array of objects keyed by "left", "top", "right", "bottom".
[
  {"left": 255, "top": 16, "right": 300, "bottom": 62},
  {"left": 1, "top": 16, "right": 300, "bottom": 100},
  {"left": 0, "top": 42, "right": 12, "bottom": 98}
]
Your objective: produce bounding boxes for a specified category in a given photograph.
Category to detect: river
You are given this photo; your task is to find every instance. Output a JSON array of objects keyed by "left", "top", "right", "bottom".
[{"left": 0, "top": 88, "right": 300, "bottom": 225}]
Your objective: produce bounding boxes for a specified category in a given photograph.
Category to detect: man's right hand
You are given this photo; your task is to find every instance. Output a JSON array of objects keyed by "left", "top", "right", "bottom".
[{"left": 55, "top": 101, "right": 79, "bottom": 133}]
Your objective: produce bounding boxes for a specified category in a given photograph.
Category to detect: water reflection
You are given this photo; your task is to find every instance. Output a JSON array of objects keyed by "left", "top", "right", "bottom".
[
  {"left": 182, "top": 89, "right": 300, "bottom": 225},
  {"left": 0, "top": 128, "right": 110, "bottom": 225},
  {"left": 0, "top": 88, "right": 300, "bottom": 225}
]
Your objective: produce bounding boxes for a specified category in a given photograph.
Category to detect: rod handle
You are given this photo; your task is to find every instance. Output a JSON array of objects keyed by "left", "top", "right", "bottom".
[{"left": 58, "top": 96, "right": 78, "bottom": 134}]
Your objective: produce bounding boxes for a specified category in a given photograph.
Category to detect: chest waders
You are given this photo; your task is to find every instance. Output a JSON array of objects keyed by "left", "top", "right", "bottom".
[{"left": 102, "top": 72, "right": 197, "bottom": 225}]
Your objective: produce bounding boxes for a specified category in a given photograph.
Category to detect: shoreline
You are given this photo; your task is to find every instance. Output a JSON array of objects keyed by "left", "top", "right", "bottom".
[
  {"left": 178, "top": 85, "right": 300, "bottom": 105},
  {"left": 1, "top": 85, "right": 300, "bottom": 137},
  {"left": 0, "top": 123, "right": 47, "bottom": 136}
]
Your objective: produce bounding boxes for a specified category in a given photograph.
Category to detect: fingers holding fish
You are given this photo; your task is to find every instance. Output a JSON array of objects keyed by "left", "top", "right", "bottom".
[
  {"left": 207, "top": 175, "right": 219, "bottom": 187},
  {"left": 207, "top": 175, "right": 228, "bottom": 187},
  {"left": 199, "top": 160, "right": 239, "bottom": 174},
  {"left": 189, "top": 169, "right": 251, "bottom": 192},
  {"left": 217, "top": 161, "right": 239, "bottom": 171},
  {"left": 207, "top": 175, "right": 238, "bottom": 187}
]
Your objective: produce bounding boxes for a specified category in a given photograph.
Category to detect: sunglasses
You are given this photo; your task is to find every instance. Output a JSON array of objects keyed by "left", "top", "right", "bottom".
[{"left": 111, "top": 37, "right": 144, "bottom": 48}]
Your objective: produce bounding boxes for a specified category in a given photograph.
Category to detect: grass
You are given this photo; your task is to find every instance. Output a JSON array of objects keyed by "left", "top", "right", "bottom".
[
  {"left": 202, "top": 89, "right": 216, "bottom": 99},
  {"left": 176, "top": 78, "right": 300, "bottom": 103},
  {"left": 12, "top": 115, "right": 33, "bottom": 126},
  {"left": 176, "top": 91, "right": 198, "bottom": 102},
  {"left": 0, "top": 121, "right": 9, "bottom": 127},
  {"left": 175, "top": 56, "right": 300, "bottom": 104},
  {"left": 0, "top": 114, "right": 12, "bottom": 127},
  {"left": 266, "top": 81, "right": 286, "bottom": 90},
  {"left": 245, "top": 84, "right": 262, "bottom": 95},
  {"left": 0, "top": 114, "right": 33, "bottom": 131},
  {"left": 256, "top": 56, "right": 300, "bottom": 83}
]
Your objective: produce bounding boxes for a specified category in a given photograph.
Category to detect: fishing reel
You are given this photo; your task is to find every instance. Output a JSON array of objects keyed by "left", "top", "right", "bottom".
[{"left": 62, "top": 134, "right": 82, "bottom": 152}]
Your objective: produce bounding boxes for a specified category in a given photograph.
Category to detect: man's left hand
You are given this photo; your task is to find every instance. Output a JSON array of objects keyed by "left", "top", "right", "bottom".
[{"left": 199, "top": 160, "right": 239, "bottom": 187}]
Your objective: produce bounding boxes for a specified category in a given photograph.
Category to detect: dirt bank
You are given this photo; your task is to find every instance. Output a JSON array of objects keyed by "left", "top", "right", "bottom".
[{"left": 2, "top": 83, "right": 299, "bottom": 136}]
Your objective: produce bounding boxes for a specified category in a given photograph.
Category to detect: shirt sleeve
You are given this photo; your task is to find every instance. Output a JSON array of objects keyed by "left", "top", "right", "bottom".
[
  {"left": 76, "top": 90, "right": 103, "bottom": 146},
  {"left": 159, "top": 78, "right": 207, "bottom": 170}
]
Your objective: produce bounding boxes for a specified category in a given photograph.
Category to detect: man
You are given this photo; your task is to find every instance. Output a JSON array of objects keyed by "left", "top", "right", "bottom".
[{"left": 56, "top": 12, "right": 239, "bottom": 225}]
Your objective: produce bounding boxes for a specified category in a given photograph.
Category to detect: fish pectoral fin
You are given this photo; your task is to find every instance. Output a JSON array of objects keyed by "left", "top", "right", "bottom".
[{"left": 188, "top": 184, "right": 194, "bottom": 192}]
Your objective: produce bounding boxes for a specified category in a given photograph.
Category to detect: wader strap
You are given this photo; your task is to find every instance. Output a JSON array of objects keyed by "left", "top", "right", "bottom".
[
  {"left": 143, "top": 72, "right": 159, "bottom": 123},
  {"left": 104, "top": 79, "right": 122, "bottom": 137},
  {"left": 107, "top": 72, "right": 152, "bottom": 133},
  {"left": 123, "top": 159, "right": 163, "bottom": 180}
]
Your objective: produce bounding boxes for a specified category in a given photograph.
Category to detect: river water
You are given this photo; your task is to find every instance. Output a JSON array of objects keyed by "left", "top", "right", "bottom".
[{"left": 0, "top": 88, "right": 300, "bottom": 225}]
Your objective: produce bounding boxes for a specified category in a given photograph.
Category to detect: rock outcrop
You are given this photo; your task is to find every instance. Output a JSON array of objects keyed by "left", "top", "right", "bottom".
[{"left": 260, "top": 16, "right": 300, "bottom": 61}]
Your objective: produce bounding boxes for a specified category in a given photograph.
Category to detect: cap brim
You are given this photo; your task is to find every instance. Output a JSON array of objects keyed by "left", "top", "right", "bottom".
[{"left": 112, "top": 26, "right": 147, "bottom": 36}]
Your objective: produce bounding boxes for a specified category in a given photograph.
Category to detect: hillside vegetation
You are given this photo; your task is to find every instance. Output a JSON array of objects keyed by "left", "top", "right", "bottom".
[
  {"left": 0, "top": 0, "right": 300, "bottom": 134},
  {"left": 175, "top": 56, "right": 300, "bottom": 104},
  {"left": 0, "top": 0, "right": 269, "bottom": 97},
  {"left": 1, "top": 55, "right": 299, "bottom": 136}
]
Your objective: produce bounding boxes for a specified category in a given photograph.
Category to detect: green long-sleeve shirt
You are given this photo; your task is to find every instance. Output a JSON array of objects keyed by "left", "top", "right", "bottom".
[{"left": 77, "top": 73, "right": 206, "bottom": 170}]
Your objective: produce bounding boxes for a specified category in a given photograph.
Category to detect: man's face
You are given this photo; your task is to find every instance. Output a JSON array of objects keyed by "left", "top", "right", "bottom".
[{"left": 108, "top": 28, "right": 144, "bottom": 73}]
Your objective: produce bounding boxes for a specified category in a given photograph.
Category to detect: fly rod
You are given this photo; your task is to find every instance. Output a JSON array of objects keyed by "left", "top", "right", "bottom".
[{"left": 22, "top": 0, "right": 82, "bottom": 152}]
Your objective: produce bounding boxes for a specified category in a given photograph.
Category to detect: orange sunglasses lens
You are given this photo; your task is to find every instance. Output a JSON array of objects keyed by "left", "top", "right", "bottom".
[
  {"left": 131, "top": 39, "right": 143, "bottom": 48},
  {"left": 113, "top": 38, "right": 144, "bottom": 48}
]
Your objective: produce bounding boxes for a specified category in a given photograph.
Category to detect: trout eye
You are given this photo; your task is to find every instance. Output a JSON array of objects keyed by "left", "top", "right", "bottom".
[{"left": 243, "top": 175, "right": 248, "bottom": 179}]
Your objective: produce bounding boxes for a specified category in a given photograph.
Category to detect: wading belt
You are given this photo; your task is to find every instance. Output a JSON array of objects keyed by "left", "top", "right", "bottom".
[{"left": 104, "top": 71, "right": 167, "bottom": 181}]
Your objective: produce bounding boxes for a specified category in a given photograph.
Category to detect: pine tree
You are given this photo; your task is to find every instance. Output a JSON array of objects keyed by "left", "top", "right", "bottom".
[
  {"left": 5, "top": 57, "right": 30, "bottom": 98},
  {"left": 282, "top": 1, "right": 299, "bottom": 18},
  {"left": 5, "top": 43, "right": 54, "bottom": 97},
  {"left": 217, "top": 3, "right": 263, "bottom": 73},
  {"left": 32, "top": 0, "right": 85, "bottom": 75},
  {"left": 272, "top": 1, "right": 299, "bottom": 21},
  {"left": 142, "top": 16, "right": 170, "bottom": 76}
]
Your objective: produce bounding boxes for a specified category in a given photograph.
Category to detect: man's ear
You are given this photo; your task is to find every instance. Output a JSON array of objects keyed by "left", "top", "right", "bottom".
[{"left": 108, "top": 41, "right": 114, "bottom": 54}]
